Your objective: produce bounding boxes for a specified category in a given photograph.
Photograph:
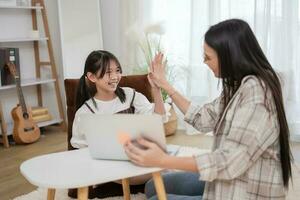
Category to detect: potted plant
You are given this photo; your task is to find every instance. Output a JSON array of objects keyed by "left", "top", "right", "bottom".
[{"left": 130, "top": 22, "right": 186, "bottom": 136}]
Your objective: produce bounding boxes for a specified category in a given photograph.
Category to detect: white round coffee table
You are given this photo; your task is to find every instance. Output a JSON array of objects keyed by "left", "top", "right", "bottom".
[{"left": 20, "top": 148, "right": 167, "bottom": 200}]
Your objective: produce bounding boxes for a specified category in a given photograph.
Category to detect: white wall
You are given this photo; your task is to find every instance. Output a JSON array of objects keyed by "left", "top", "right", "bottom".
[
  {"left": 99, "top": 0, "right": 121, "bottom": 59},
  {"left": 99, "top": 0, "right": 152, "bottom": 74},
  {"left": 58, "top": 0, "right": 103, "bottom": 78}
]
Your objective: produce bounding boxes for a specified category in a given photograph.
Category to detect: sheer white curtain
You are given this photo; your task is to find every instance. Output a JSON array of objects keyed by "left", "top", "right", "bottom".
[{"left": 121, "top": 0, "right": 300, "bottom": 139}]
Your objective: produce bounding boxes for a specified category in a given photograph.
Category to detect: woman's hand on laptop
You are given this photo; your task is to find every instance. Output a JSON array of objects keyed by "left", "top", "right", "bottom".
[
  {"left": 124, "top": 138, "right": 168, "bottom": 167},
  {"left": 124, "top": 138, "right": 199, "bottom": 172}
]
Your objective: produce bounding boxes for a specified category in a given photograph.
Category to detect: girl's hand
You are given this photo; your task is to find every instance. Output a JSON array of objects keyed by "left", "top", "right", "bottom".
[
  {"left": 148, "top": 53, "right": 168, "bottom": 88},
  {"left": 147, "top": 73, "right": 159, "bottom": 90},
  {"left": 124, "top": 138, "right": 168, "bottom": 167}
]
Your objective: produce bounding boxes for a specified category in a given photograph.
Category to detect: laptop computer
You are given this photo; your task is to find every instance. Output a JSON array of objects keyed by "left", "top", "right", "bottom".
[{"left": 79, "top": 113, "right": 167, "bottom": 160}]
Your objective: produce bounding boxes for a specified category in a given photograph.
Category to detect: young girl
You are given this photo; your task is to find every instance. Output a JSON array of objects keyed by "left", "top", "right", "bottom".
[
  {"left": 124, "top": 19, "right": 293, "bottom": 200},
  {"left": 71, "top": 50, "right": 167, "bottom": 198}
]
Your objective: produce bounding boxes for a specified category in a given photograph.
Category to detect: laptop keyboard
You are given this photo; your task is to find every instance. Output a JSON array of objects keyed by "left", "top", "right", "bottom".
[
  {"left": 166, "top": 144, "right": 211, "bottom": 156},
  {"left": 166, "top": 144, "right": 181, "bottom": 156}
]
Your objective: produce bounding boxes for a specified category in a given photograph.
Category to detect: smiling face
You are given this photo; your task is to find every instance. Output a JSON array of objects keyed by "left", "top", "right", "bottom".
[
  {"left": 87, "top": 60, "right": 122, "bottom": 94},
  {"left": 203, "top": 42, "right": 220, "bottom": 77}
]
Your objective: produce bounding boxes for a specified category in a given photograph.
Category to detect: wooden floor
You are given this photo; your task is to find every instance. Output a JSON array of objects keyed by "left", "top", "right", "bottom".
[
  {"left": 0, "top": 126, "right": 67, "bottom": 200},
  {"left": 0, "top": 127, "right": 211, "bottom": 200},
  {"left": 1, "top": 127, "right": 300, "bottom": 200}
]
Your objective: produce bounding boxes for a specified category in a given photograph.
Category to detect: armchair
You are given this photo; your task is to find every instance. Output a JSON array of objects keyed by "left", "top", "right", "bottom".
[{"left": 64, "top": 74, "right": 153, "bottom": 198}]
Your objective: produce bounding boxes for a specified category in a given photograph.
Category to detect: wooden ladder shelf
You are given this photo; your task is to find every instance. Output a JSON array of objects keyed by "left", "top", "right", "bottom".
[{"left": 0, "top": 0, "right": 66, "bottom": 147}]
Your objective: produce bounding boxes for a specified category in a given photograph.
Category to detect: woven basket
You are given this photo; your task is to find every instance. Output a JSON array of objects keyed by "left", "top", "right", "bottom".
[{"left": 164, "top": 104, "right": 178, "bottom": 136}]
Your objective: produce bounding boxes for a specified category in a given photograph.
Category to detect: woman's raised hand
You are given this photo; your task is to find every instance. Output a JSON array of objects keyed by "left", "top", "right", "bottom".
[{"left": 148, "top": 52, "right": 168, "bottom": 88}]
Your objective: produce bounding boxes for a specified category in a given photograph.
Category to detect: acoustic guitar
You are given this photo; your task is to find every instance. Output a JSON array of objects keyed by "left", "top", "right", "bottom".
[{"left": 7, "top": 62, "right": 40, "bottom": 144}]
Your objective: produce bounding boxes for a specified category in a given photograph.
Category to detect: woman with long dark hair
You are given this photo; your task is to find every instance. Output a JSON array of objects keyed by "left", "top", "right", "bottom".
[{"left": 124, "top": 19, "right": 293, "bottom": 199}]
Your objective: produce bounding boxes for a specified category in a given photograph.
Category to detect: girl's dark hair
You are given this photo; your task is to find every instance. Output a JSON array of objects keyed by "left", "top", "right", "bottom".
[
  {"left": 205, "top": 19, "right": 292, "bottom": 188},
  {"left": 75, "top": 50, "right": 125, "bottom": 111}
]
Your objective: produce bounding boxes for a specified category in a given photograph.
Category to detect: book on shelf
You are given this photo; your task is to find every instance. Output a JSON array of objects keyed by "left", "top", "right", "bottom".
[
  {"left": 31, "top": 106, "right": 48, "bottom": 116},
  {"left": 0, "top": 47, "right": 20, "bottom": 86},
  {"left": 32, "top": 114, "right": 52, "bottom": 123},
  {"left": 31, "top": 106, "right": 52, "bottom": 123}
]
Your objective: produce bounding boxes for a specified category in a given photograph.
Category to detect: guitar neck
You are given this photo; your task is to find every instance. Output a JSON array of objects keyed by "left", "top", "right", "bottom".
[{"left": 15, "top": 77, "right": 28, "bottom": 114}]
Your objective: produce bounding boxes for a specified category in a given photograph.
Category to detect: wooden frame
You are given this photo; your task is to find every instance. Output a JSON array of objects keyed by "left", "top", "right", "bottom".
[
  {"left": 31, "top": 0, "right": 66, "bottom": 131},
  {"left": 0, "top": 101, "right": 9, "bottom": 148}
]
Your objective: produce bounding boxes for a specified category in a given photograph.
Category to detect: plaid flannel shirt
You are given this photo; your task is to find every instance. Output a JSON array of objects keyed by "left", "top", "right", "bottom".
[{"left": 184, "top": 75, "right": 286, "bottom": 200}]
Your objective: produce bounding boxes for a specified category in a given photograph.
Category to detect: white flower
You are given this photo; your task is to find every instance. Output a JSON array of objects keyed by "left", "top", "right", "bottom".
[
  {"left": 144, "top": 22, "right": 166, "bottom": 35},
  {"left": 125, "top": 22, "right": 144, "bottom": 43},
  {"left": 128, "top": 22, "right": 189, "bottom": 101},
  {"left": 128, "top": 22, "right": 166, "bottom": 67},
  {"left": 127, "top": 21, "right": 168, "bottom": 74}
]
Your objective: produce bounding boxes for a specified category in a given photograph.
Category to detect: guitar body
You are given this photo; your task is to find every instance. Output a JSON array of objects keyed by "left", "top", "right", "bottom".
[
  {"left": 11, "top": 105, "right": 40, "bottom": 144},
  {"left": 6, "top": 62, "right": 41, "bottom": 144}
]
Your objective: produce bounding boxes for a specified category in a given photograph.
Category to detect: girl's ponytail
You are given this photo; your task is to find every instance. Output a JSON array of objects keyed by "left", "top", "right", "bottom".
[
  {"left": 75, "top": 75, "right": 90, "bottom": 110},
  {"left": 115, "top": 86, "right": 126, "bottom": 103}
]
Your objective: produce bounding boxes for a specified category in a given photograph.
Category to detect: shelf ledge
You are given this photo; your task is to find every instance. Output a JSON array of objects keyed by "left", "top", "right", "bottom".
[
  {"left": 37, "top": 119, "right": 63, "bottom": 128},
  {"left": 0, "top": 5, "right": 43, "bottom": 10},
  {"left": 0, "top": 37, "right": 48, "bottom": 43},
  {"left": 0, "top": 78, "right": 56, "bottom": 91}
]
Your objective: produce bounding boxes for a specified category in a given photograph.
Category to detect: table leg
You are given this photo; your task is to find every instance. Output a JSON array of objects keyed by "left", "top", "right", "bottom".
[
  {"left": 122, "top": 178, "right": 131, "bottom": 200},
  {"left": 77, "top": 187, "right": 88, "bottom": 200},
  {"left": 47, "top": 188, "right": 55, "bottom": 200},
  {"left": 152, "top": 172, "right": 167, "bottom": 200}
]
